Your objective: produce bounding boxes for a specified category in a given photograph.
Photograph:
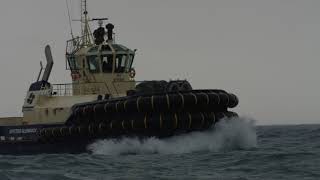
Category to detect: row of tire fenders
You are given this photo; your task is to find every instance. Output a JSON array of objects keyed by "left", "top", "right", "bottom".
[
  {"left": 73, "top": 91, "right": 239, "bottom": 116},
  {"left": 38, "top": 111, "right": 238, "bottom": 139}
]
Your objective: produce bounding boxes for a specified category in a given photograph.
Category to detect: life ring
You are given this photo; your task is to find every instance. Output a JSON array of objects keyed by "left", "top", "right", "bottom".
[{"left": 129, "top": 68, "right": 136, "bottom": 78}]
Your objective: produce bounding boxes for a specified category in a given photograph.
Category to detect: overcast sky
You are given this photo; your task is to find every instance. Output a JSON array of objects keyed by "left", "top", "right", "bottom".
[{"left": 0, "top": 0, "right": 319, "bottom": 125}]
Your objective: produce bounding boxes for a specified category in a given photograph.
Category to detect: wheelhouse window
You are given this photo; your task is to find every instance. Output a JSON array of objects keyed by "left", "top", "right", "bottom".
[
  {"left": 115, "top": 54, "right": 127, "bottom": 73},
  {"left": 87, "top": 56, "right": 100, "bottom": 73},
  {"left": 101, "top": 55, "right": 113, "bottom": 73},
  {"left": 125, "top": 54, "right": 134, "bottom": 72},
  {"left": 67, "top": 56, "right": 80, "bottom": 70}
]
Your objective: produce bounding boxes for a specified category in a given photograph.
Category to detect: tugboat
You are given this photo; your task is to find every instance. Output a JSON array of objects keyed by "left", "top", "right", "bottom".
[{"left": 0, "top": 1, "right": 239, "bottom": 154}]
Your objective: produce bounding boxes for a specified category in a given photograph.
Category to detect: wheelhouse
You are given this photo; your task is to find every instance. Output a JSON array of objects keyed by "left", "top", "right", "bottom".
[{"left": 67, "top": 44, "right": 135, "bottom": 75}]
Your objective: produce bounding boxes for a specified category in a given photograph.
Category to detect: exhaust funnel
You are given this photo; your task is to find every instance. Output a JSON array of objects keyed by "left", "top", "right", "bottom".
[{"left": 42, "top": 45, "right": 54, "bottom": 82}]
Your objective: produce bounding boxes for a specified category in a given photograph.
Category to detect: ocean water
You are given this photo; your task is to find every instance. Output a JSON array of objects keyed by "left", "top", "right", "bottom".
[{"left": 0, "top": 118, "right": 319, "bottom": 180}]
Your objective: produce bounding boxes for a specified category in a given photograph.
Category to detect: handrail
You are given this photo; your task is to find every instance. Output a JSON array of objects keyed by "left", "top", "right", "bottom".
[
  {"left": 66, "top": 36, "right": 86, "bottom": 55},
  {"left": 52, "top": 82, "right": 113, "bottom": 96},
  {"left": 66, "top": 33, "right": 116, "bottom": 55},
  {"left": 52, "top": 83, "right": 73, "bottom": 96}
]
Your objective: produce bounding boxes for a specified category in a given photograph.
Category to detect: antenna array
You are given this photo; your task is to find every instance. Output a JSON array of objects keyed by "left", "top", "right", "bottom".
[{"left": 80, "top": 0, "right": 93, "bottom": 46}]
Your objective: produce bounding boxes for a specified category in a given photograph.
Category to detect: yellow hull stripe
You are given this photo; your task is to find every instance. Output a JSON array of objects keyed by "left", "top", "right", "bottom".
[
  {"left": 200, "top": 112, "right": 205, "bottom": 128},
  {"left": 159, "top": 114, "right": 163, "bottom": 129},
  {"left": 136, "top": 97, "right": 141, "bottom": 112},
  {"left": 179, "top": 93, "right": 185, "bottom": 109},
  {"left": 60, "top": 128, "right": 64, "bottom": 136},
  {"left": 104, "top": 102, "right": 109, "bottom": 113},
  {"left": 190, "top": 93, "right": 197, "bottom": 105},
  {"left": 166, "top": 94, "right": 170, "bottom": 110},
  {"left": 83, "top": 106, "right": 86, "bottom": 115},
  {"left": 115, "top": 102, "right": 119, "bottom": 112},
  {"left": 93, "top": 105, "right": 97, "bottom": 113},
  {"left": 204, "top": 93, "right": 209, "bottom": 105},
  {"left": 144, "top": 114, "right": 148, "bottom": 129},
  {"left": 151, "top": 96, "right": 154, "bottom": 111},
  {"left": 188, "top": 113, "right": 192, "bottom": 129},
  {"left": 124, "top": 100, "right": 128, "bottom": 111},
  {"left": 174, "top": 113, "right": 178, "bottom": 129}
]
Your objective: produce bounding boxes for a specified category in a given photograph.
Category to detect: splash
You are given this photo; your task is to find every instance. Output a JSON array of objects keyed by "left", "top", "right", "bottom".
[{"left": 88, "top": 117, "right": 257, "bottom": 155}]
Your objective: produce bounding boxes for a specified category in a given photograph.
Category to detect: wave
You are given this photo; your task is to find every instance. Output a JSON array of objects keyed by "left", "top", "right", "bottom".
[{"left": 87, "top": 117, "right": 257, "bottom": 155}]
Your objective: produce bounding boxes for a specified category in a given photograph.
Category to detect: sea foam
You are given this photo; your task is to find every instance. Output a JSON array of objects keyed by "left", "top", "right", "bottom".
[{"left": 88, "top": 117, "right": 257, "bottom": 155}]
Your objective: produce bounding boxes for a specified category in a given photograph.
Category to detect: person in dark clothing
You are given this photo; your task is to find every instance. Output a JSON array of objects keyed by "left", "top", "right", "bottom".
[{"left": 93, "top": 27, "right": 105, "bottom": 45}]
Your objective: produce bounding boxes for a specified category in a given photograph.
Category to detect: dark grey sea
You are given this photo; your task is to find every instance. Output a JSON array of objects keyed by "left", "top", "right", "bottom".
[{"left": 0, "top": 118, "right": 319, "bottom": 180}]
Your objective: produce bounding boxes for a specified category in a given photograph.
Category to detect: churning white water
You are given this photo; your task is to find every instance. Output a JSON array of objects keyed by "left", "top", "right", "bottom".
[{"left": 87, "top": 117, "right": 257, "bottom": 155}]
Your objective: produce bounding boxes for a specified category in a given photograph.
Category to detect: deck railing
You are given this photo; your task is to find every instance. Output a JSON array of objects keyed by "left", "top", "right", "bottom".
[
  {"left": 66, "top": 34, "right": 116, "bottom": 55},
  {"left": 52, "top": 82, "right": 114, "bottom": 96},
  {"left": 52, "top": 83, "right": 73, "bottom": 96}
]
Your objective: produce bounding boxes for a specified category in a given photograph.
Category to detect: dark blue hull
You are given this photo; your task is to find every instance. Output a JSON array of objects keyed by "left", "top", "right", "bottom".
[
  {"left": 0, "top": 124, "right": 91, "bottom": 155},
  {"left": 0, "top": 123, "right": 203, "bottom": 155},
  {"left": 0, "top": 110, "right": 238, "bottom": 155},
  {"left": 0, "top": 124, "right": 171, "bottom": 155},
  {"left": 0, "top": 139, "right": 90, "bottom": 155}
]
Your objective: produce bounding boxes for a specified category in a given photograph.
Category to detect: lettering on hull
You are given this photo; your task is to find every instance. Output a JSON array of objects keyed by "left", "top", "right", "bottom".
[{"left": 9, "top": 128, "right": 37, "bottom": 135}]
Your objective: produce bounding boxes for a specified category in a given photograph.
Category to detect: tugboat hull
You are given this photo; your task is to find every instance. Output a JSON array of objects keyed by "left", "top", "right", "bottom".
[{"left": 0, "top": 97, "right": 237, "bottom": 155}]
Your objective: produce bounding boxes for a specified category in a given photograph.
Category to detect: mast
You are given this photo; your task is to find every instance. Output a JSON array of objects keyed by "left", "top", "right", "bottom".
[
  {"left": 65, "top": 0, "right": 109, "bottom": 56},
  {"left": 80, "top": 0, "right": 93, "bottom": 46}
]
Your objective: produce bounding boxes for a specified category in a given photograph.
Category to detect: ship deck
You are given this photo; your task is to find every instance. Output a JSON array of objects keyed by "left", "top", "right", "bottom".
[{"left": 0, "top": 117, "right": 23, "bottom": 126}]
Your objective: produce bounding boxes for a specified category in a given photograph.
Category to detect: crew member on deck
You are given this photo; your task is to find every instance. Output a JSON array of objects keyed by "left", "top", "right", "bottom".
[{"left": 93, "top": 20, "right": 105, "bottom": 45}]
